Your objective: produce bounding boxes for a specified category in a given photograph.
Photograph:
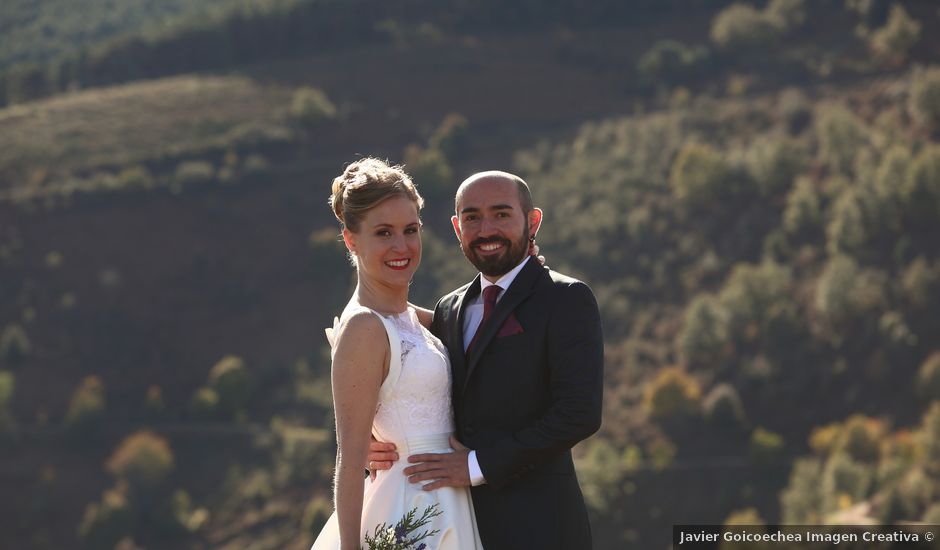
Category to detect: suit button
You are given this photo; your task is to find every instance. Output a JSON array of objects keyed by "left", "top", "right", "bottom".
[{"left": 464, "top": 425, "right": 476, "bottom": 436}]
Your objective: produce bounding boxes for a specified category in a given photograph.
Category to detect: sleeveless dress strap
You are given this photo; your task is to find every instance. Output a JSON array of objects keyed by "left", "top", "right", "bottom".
[{"left": 372, "top": 312, "right": 403, "bottom": 405}]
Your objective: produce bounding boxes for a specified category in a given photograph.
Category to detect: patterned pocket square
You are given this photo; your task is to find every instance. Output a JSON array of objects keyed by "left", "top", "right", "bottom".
[{"left": 497, "top": 313, "right": 524, "bottom": 338}]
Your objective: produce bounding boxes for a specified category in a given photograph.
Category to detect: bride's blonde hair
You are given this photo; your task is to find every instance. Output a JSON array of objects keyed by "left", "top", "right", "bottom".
[{"left": 329, "top": 158, "right": 424, "bottom": 233}]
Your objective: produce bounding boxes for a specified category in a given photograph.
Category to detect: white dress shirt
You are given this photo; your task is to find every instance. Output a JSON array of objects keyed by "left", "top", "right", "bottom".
[{"left": 462, "top": 256, "right": 532, "bottom": 486}]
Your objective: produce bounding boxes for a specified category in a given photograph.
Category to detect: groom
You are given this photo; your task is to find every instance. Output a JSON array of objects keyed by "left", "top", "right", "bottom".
[{"left": 370, "top": 171, "right": 604, "bottom": 549}]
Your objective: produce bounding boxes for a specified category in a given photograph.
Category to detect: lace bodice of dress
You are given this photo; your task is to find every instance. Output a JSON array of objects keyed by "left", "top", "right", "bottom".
[{"left": 372, "top": 308, "right": 454, "bottom": 440}]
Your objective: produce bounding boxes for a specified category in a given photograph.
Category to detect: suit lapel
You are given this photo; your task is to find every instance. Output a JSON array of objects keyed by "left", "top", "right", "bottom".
[
  {"left": 448, "top": 275, "right": 480, "bottom": 390},
  {"left": 462, "top": 258, "right": 543, "bottom": 395}
]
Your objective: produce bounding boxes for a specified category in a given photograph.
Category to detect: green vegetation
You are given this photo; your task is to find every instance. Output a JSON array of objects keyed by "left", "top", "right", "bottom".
[
  {"left": 0, "top": 0, "right": 248, "bottom": 69},
  {"left": 106, "top": 430, "right": 175, "bottom": 494},
  {"left": 64, "top": 376, "right": 106, "bottom": 435},
  {"left": 2, "top": 1, "right": 939, "bottom": 548},
  {"left": 290, "top": 87, "right": 338, "bottom": 128},
  {"left": 208, "top": 355, "right": 250, "bottom": 419},
  {"left": 909, "top": 66, "right": 940, "bottom": 131},
  {"left": 643, "top": 367, "right": 701, "bottom": 421},
  {"left": 0, "top": 75, "right": 292, "bottom": 196},
  {"left": 782, "top": 407, "right": 940, "bottom": 523},
  {"left": 0, "top": 371, "right": 14, "bottom": 437},
  {"left": 0, "top": 323, "right": 30, "bottom": 363},
  {"left": 867, "top": 4, "right": 920, "bottom": 65}
]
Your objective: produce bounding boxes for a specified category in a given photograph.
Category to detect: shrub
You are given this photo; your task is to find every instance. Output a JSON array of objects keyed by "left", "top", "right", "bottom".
[
  {"left": 900, "top": 146, "right": 940, "bottom": 228},
  {"left": 403, "top": 145, "right": 454, "bottom": 201},
  {"left": 0, "top": 371, "right": 13, "bottom": 436},
  {"left": 273, "top": 424, "right": 332, "bottom": 484},
  {"left": 717, "top": 262, "right": 802, "bottom": 361},
  {"left": 576, "top": 439, "right": 626, "bottom": 510},
  {"left": 909, "top": 66, "right": 940, "bottom": 130},
  {"left": 815, "top": 105, "right": 868, "bottom": 176},
  {"left": 872, "top": 145, "right": 910, "bottom": 224},
  {"left": 878, "top": 311, "right": 917, "bottom": 357},
  {"left": 64, "top": 376, "right": 106, "bottom": 433},
  {"left": 678, "top": 295, "right": 730, "bottom": 366},
  {"left": 429, "top": 113, "right": 469, "bottom": 160},
  {"left": 302, "top": 495, "right": 333, "bottom": 538},
  {"left": 116, "top": 165, "right": 154, "bottom": 191},
  {"left": 923, "top": 503, "right": 940, "bottom": 524},
  {"left": 190, "top": 386, "right": 218, "bottom": 419},
  {"left": 0, "top": 323, "right": 30, "bottom": 363},
  {"left": 78, "top": 488, "right": 133, "bottom": 549},
  {"left": 208, "top": 355, "right": 250, "bottom": 418},
  {"left": 901, "top": 257, "right": 940, "bottom": 310},
  {"left": 821, "top": 452, "right": 872, "bottom": 512},
  {"left": 869, "top": 5, "right": 921, "bottom": 65},
  {"left": 742, "top": 137, "right": 808, "bottom": 197},
  {"left": 783, "top": 177, "right": 822, "bottom": 238},
  {"left": 643, "top": 367, "right": 702, "bottom": 421},
  {"left": 921, "top": 401, "right": 940, "bottom": 474},
  {"left": 647, "top": 436, "right": 677, "bottom": 471},
  {"left": 174, "top": 161, "right": 215, "bottom": 187},
  {"left": 749, "top": 427, "right": 784, "bottom": 466},
  {"left": 917, "top": 353, "right": 940, "bottom": 402},
  {"left": 636, "top": 40, "right": 710, "bottom": 87},
  {"left": 153, "top": 489, "right": 206, "bottom": 537},
  {"left": 106, "top": 430, "right": 175, "bottom": 493},
  {"left": 781, "top": 458, "right": 823, "bottom": 523},
  {"left": 723, "top": 507, "right": 765, "bottom": 526},
  {"left": 144, "top": 385, "right": 164, "bottom": 419},
  {"left": 826, "top": 188, "right": 872, "bottom": 257},
  {"left": 835, "top": 415, "right": 884, "bottom": 463},
  {"left": 703, "top": 383, "right": 748, "bottom": 433},
  {"left": 290, "top": 87, "right": 337, "bottom": 127},
  {"left": 670, "top": 142, "right": 734, "bottom": 209},
  {"left": 815, "top": 255, "right": 885, "bottom": 327},
  {"left": 0, "top": 371, "right": 12, "bottom": 409},
  {"left": 765, "top": 0, "right": 806, "bottom": 33},
  {"left": 710, "top": 4, "right": 781, "bottom": 51}
]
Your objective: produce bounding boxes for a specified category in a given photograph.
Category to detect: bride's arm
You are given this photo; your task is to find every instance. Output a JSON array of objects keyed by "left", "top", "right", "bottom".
[
  {"left": 331, "top": 312, "right": 388, "bottom": 550},
  {"left": 408, "top": 303, "right": 433, "bottom": 328}
]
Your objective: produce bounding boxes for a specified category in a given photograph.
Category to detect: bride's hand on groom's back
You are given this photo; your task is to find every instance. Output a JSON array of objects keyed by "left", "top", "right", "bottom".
[{"left": 367, "top": 438, "right": 398, "bottom": 480}]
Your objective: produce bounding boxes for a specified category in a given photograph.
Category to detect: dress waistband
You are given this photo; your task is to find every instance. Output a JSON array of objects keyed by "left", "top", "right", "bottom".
[{"left": 385, "top": 432, "right": 452, "bottom": 455}]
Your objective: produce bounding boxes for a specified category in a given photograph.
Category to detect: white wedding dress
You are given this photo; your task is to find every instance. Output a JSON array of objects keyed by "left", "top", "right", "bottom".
[{"left": 312, "top": 306, "right": 483, "bottom": 550}]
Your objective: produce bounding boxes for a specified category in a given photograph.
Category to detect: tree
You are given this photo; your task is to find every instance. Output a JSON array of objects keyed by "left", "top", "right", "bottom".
[
  {"left": 710, "top": 4, "right": 781, "bottom": 51},
  {"left": 106, "top": 430, "right": 175, "bottom": 494},
  {"left": 869, "top": 5, "right": 921, "bottom": 65},
  {"left": 908, "top": 66, "right": 940, "bottom": 131},
  {"left": 678, "top": 295, "right": 730, "bottom": 366}
]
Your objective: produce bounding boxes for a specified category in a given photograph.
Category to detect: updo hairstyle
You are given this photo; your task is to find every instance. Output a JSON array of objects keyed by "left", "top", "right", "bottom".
[{"left": 329, "top": 158, "right": 424, "bottom": 232}]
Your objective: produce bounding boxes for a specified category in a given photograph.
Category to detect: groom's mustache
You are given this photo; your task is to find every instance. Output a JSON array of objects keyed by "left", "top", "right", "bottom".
[{"left": 470, "top": 237, "right": 511, "bottom": 249}]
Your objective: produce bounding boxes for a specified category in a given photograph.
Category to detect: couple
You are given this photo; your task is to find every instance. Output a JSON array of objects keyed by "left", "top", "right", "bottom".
[{"left": 312, "top": 158, "right": 604, "bottom": 550}]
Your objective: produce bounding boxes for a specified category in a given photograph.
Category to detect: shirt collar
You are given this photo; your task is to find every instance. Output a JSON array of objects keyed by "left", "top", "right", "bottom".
[{"left": 479, "top": 256, "right": 531, "bottom": 295}]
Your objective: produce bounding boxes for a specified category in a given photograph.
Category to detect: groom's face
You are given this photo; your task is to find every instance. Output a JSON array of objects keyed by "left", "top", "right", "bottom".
[{"left": 452, "top": 177, "right": 533, "bottom": 279}]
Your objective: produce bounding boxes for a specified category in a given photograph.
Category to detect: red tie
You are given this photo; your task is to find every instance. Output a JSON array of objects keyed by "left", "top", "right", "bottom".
[{"left": 467, "top": 285, "right": 502, "bottom": 354}]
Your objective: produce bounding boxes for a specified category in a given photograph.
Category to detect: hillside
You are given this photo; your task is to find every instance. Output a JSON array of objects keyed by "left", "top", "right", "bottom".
[{"left": 2, "top": 1, "right": 940, "bottom": 549}]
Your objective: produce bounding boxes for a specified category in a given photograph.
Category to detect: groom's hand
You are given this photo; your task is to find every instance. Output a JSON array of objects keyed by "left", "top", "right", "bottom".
[
  {"left": 367, "top": 439, "right": 398, "bottom": 480},
  {"left": 404, "top": 436, "right": 471, "bottom": 490}
]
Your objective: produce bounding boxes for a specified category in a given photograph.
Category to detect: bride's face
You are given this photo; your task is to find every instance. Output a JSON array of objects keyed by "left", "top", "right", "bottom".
[{"left": 344, "top": 196, "right": 422, "bottom": 288}]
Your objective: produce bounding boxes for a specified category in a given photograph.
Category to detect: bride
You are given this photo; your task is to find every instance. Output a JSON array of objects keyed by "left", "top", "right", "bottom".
[{"left": 311, "top": 158, "right": 483, "bottom": 550}]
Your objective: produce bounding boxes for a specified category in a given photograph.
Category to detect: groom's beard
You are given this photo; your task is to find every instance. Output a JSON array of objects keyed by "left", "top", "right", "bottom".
[{"left": 463, "top": 220, "right": 530, "bottom": 278}]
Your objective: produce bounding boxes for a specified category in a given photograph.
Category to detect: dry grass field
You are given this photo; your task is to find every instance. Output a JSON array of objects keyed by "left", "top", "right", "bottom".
[{"left": 0, "top": 75, "right": 293, "bottom": 188}]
